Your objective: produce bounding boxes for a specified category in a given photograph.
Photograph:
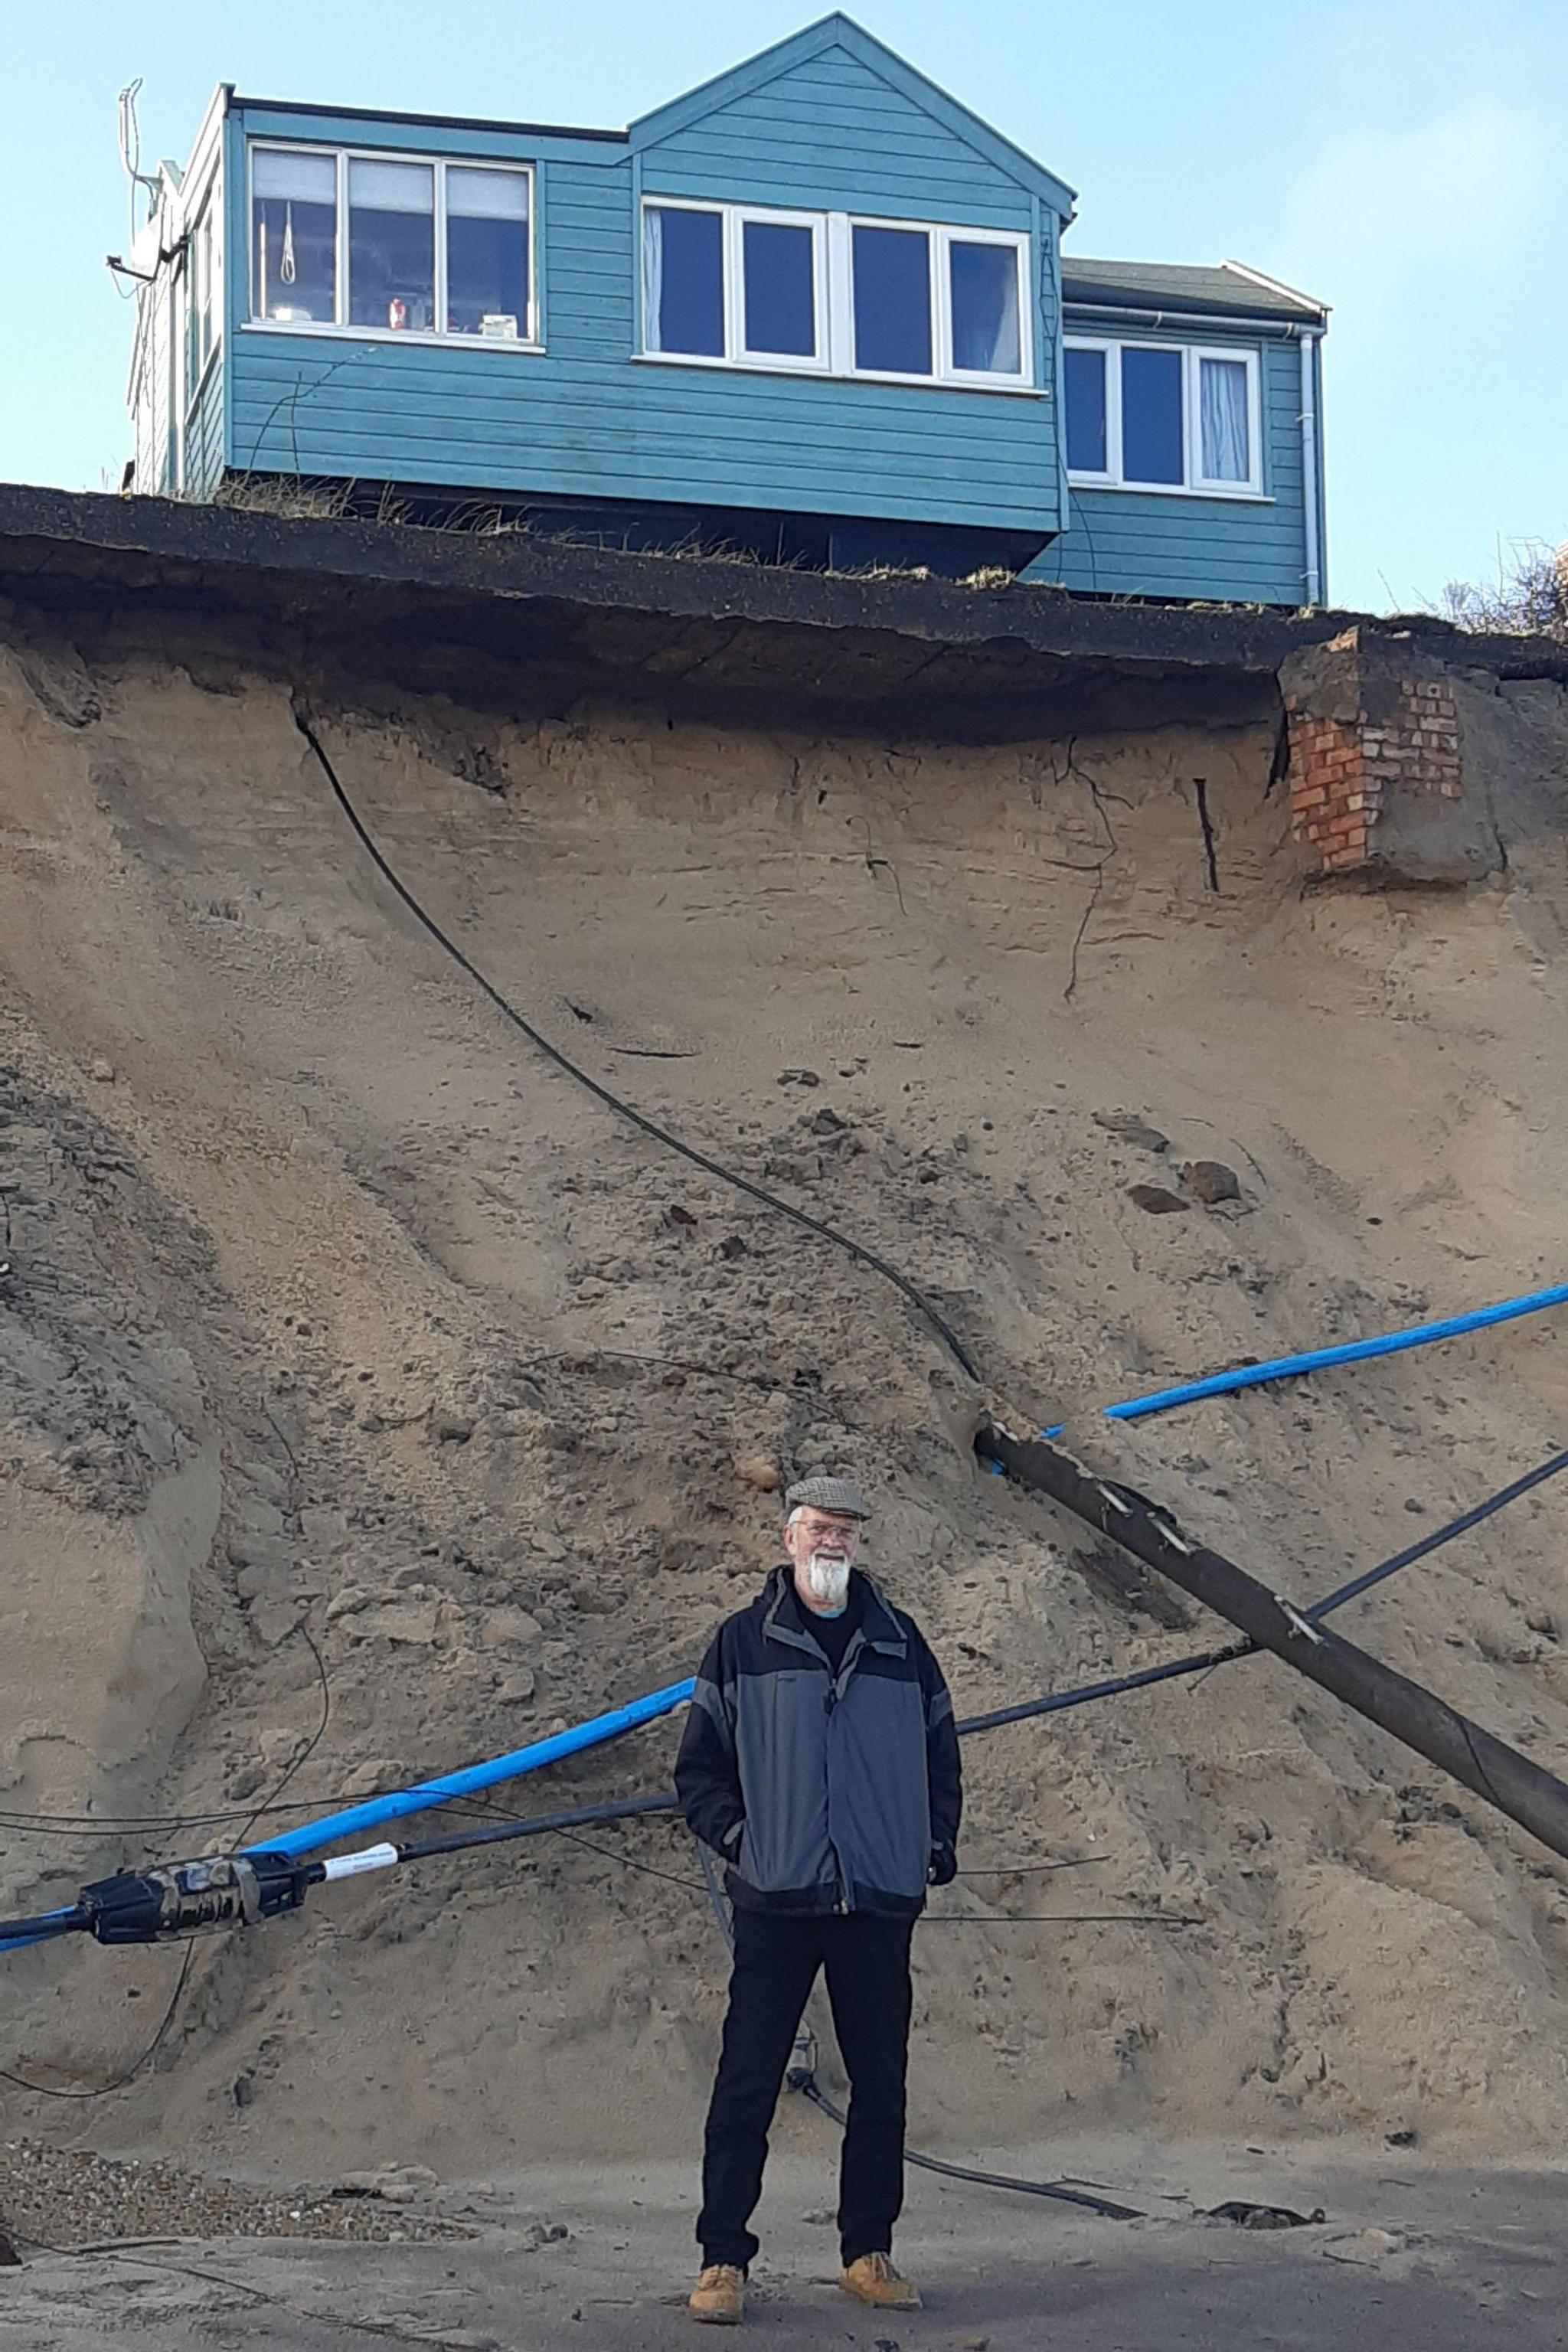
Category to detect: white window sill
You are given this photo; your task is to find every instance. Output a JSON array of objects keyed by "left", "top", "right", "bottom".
[
  {"left": 1068, "top": 475, "right": 1272, "bottom": 503},
  {"left": 632, "top": 351, "right": 1045, "bottom": 397},
  {"left": 241, "top": 321, "right": 545, "bottom": 354}
]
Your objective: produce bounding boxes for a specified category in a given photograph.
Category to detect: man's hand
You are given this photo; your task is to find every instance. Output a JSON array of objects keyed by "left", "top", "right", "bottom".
[{"left": 926, "top": 1843, "right": 957, "bottom": 1887}]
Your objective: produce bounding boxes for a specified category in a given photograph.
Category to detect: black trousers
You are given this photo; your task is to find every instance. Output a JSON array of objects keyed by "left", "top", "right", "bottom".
[{"left": 697, "top": 1906, "right": 915, "bottom": 2272}]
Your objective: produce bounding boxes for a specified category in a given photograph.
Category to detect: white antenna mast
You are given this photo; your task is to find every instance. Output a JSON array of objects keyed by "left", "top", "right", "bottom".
[{"left": 118, "top": 79, "right": 162, "bottom": 238}]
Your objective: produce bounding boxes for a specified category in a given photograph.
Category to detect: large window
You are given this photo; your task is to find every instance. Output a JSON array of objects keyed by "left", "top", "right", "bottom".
[
  {"left": 644, "top": 203, "right": 828, "bottom": 369},
  {"left": 642, "top": 201, "right": 1031, "bottom": 390},
  {"left": 248, "top": 143, "right": 535, "bottom": 343},
  {"left": 1064, "top": 337, "right": 1263, "bottom": 495}
]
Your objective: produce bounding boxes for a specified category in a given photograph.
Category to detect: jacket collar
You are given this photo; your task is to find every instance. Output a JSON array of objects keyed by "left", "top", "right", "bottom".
[{"left": 761, "top": 1566, "right": 906, "bottom": 1658}]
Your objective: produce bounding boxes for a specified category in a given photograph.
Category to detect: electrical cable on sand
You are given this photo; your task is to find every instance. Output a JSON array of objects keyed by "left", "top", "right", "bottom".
[{"left": 293, "top": 710, "right": 978, "bottom": 1383}]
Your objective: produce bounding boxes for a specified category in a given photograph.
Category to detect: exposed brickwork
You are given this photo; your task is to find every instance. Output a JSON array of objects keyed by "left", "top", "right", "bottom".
[{"left": 1282, "top": 630, "right": 1462, "bottom": 877}]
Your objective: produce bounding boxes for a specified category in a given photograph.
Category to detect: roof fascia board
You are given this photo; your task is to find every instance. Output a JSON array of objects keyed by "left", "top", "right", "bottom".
[
  {"left": 229, "top": 93, "right": 625, "bottom": 148},
  {"left": 629, "top": 11, "right": 1076, "bottom": 216},
  {"left": 1220, "top": 257, "right": 1331, "bottom": 319}
]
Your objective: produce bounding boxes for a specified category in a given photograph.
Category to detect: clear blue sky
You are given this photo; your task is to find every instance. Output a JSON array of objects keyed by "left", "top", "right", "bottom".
[{"left": 5, "top": 0, "right": 1563, "bottom": 612}]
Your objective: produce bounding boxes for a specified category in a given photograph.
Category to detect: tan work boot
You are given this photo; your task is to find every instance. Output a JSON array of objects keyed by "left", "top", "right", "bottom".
[
  {"left": 839, "top": 2252, "right": 922, "bottom": 2310},
  {"left": 689, "top": 2263, "right": 746, "bottom": 2324}
]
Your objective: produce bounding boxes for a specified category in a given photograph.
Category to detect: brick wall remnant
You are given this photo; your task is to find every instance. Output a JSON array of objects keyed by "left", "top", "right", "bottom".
[{"left": 1278, "top": 627, "right": 1484, "bottom": 884}]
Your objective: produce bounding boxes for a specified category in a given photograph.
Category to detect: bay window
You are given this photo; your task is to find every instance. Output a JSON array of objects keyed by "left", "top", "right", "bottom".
[
  {"left": 641, "top": 200, "right": 1031, "bottom": 389},
  {"left": 248, "top": 143, "right": 535, "bottom": 343},
  {"left": 1064, "top": 336, "right": 1263, "bottom": 495}
]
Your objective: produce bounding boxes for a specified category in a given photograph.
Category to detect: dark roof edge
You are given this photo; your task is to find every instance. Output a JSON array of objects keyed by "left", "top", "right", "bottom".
[
  {"left": 1, "top": 485, "right": 1562, "bottom": 692},
  {"left": 229, "top": 93, "right": 628, "bottom": 142}
]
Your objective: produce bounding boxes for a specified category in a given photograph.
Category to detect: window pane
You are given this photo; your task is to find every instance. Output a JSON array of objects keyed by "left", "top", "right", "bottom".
[
  {"left": 1121, "top": 346, "right": 1184, "bottom": 484},
  {"left": 447, "top": 167, "right": 530, "bottom": 337},
  {"left": 742, "top": 220, "right": 815, "bottom": 358},
  {"left": 644, "top": 205, "right": 724, "bottom": 357},
  {"left": 252, "top": 152, "right": 336, "bottom": 324},
  {"left": 1199, "top": 355, "right": 1250, "bottom": 482},
  {"left": 852, "top": 224, "right": 931, "bottom": 374},
  {"left": 348, "top": 158, "right": 434, "bottom": 331},
  {"left": 253, "top": 148, "right": 335, "bottom": 202},
  {"left": 949, "top": 240, "right": 1021, "bottom": 373},
  {"left": 1064, "top": 346, "right": 1107, "bottom": 472}
]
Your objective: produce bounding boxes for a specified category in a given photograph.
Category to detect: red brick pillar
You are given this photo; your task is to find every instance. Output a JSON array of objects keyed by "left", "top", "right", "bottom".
[{"left": 1279, "top": 629, "right": 1465, "bottom": 879}]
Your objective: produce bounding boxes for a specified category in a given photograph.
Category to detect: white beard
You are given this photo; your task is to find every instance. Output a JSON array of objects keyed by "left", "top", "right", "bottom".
[{"left": 804, "top": 1550, "right": 851, "bottom": 1610}]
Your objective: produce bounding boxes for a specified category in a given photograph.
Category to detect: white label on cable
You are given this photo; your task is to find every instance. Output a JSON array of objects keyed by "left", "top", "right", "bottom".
[{"left": 321, "top": 1843, "right": 400, "bottom": 1880}]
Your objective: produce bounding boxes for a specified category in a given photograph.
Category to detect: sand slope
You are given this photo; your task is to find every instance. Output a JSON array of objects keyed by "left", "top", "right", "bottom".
[{"left": 2, "top": 622, "right": 1568, "bottom": 2174}]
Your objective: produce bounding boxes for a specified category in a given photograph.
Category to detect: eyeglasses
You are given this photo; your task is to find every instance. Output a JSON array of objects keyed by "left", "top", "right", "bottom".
[{"left": 794, "top": 1518, "right": 862, "bottom": 1542}]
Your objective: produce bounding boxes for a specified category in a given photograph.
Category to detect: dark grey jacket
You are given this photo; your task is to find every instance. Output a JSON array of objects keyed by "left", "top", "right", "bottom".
[{"left": 675, "top": 1568, "right": 962, "bottom": 1919}]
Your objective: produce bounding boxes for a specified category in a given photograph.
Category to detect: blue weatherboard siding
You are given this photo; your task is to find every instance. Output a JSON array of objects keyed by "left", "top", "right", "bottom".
[
  {"left": 1024, "top": 330, "right": 1312, "bottom": 603},
  {"left": 223, "top": 19, "right": 1070, "bottom": 537},
  {"left": 185, "top": 361, "right": 226, "bottom": 500}
]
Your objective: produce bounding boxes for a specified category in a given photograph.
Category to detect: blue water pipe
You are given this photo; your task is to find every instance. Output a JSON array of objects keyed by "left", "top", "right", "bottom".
[
  {"left": 250, "top": 1677, "right": 697, "bottom": 1860},
  {"left": 1101, "top": 1282, "right": 1568, "bottom": 1425}
]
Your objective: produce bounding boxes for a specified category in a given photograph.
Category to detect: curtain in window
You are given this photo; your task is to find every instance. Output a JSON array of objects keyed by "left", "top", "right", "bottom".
[
  {"left": 949, "top": 242, "right": 1020, "bottom": 373},
  {"left": 1200, "top": 356, "right": 1250, "bottom": 482},
  {"left": 642, "top": 207, "right": 664, "bottom": 354}
]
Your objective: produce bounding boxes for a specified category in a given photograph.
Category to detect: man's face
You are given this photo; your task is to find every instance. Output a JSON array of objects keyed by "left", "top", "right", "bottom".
[{"left": 783, "top": 1509, "right": 862, "bottom": 1606}]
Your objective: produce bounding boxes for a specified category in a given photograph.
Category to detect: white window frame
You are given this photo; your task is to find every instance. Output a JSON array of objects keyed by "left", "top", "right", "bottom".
[
  {"left": 733, "top": 205, "right": 831, "bottom": 373},
  {"left": 639, "top": 199, "right": 1037, "bottom": 396},
  {"left": 642, "top": 198, "right": 830, "bottom": 374},
  {"left": 243, "top": 140, "right": 541, "bottom": 351},
  {"left": 1064, "top": 334, "right": 1265, "bottom": 498},
  {"left": 846, "top": 214, "right": 1031, "bottom": 390}
]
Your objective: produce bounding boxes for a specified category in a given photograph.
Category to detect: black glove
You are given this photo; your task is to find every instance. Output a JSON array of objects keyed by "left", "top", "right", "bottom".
[{"left": 927, "top": 1842, "right": 957, "bottom": 1887}]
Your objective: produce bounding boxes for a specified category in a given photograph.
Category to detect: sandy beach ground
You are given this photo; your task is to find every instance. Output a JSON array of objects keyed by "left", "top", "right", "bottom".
[{"left": 5, "top": 2136, "right": 1566, "bottom": 2350}]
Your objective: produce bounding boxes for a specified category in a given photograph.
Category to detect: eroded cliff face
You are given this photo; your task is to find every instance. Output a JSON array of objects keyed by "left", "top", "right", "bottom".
[{"left": 3, "top": 607, "right": 1568, "bottom": 2172}]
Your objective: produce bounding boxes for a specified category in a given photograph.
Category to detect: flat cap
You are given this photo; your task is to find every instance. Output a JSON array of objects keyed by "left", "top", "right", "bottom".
[{"left": 785, "top": 1475, "right": 871, "bottom": 1520}]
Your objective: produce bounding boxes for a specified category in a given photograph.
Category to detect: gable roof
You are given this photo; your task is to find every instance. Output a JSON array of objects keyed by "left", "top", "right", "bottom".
[
  {"left": 1062, "top": 256, "right": 1328, "bottom": 324},
  {"left": 629, "top": 12, "right": 1076, "bottom": 217}
]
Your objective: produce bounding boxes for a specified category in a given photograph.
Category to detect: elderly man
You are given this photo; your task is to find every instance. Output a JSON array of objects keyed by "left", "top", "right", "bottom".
[{"left": 675, "top": 1475, "right": 962, "bottom": 2326}]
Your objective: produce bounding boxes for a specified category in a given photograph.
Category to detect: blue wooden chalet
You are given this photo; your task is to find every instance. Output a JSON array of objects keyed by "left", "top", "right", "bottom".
[{"left": 123, "top": 15, "right": 1328, "bottom": 604}]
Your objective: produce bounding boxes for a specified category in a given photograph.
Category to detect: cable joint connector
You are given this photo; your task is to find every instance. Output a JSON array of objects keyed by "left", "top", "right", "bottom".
[
  {"left": 82, "top": 1852, "right": 322, "bottom": 1945},
  {"left": 1275, "top": 1599, "right": 1325, "bottom": 1646}
]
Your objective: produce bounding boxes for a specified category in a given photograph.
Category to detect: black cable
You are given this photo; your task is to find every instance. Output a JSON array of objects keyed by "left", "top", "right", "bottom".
[
  {"left": 1305, "top": 1447, "right": 1568, "bottom": 1619},
  {"left": 226, "top": 1625, "right": 331, "bottom": 1855},
  {"left": 0, "top": 1941, "right": 200, "bottom": 2101},
  {"left": 956, "top": 1640, "right": 1251, "bottom": 1738},
  {"left": 0, "top": 1909, "right": 85, "bottom": 1944},
  {"left": 293, "top": 710, "right": 979, "bottom": 1383},
  {"left": 796, "top": 2078, "right": 1144, "bottom": 2219},
  {"left": 917, "top": 1913, "right": 1201, "bottom": 1927},
  {"left": 395, "top": 1790, "right": 678, "bottom": 1864},
  {"left": 961, "top": 1442, "right": 1568, "bottom": 1740}
]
